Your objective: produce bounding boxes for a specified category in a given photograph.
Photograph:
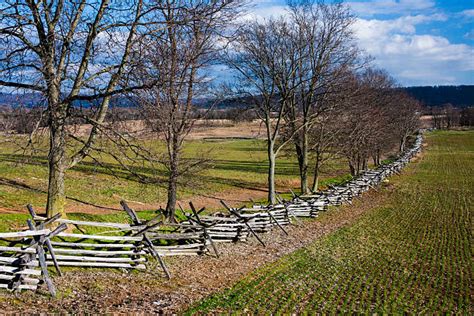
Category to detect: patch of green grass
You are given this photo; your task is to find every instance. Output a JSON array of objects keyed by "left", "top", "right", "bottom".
[
  {"left": 319, "top": 173, "right": 353, "bottom": 188},
  {"left": 186, "top": 130, "right": 473, "bottom": 314},
  {"left": 0, "top": 213, "right": 30, "bottom": 232}
]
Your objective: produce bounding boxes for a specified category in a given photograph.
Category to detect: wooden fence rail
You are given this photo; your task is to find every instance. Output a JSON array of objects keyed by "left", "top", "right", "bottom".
[{"left": 0, "top": 223, "right": 65, "bottom": 296}]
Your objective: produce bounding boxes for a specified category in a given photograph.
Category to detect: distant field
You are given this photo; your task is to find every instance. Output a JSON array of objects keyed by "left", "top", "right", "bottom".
[
  {"left": 0, "top": 126, "right": 348, "bottom": 213},
  {"left": 187, "top": 130, "right": 473, "bottom": 314}
]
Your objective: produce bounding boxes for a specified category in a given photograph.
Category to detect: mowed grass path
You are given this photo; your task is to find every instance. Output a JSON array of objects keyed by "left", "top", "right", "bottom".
[{"left": 187, "top": 130, "right": 473, "bottom": 314}]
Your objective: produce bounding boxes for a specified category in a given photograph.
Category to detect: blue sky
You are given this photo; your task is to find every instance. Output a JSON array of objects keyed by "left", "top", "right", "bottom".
[{"left": 234, "top": 0, "right": 474, "bottom": 86}]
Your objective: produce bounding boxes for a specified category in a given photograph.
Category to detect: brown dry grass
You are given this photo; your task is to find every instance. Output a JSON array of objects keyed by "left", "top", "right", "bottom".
[{"left": 70, "top": 119, "right": 264, "bottom": 140}]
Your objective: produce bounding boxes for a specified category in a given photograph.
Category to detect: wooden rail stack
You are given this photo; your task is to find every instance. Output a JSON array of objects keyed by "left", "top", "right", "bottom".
[
  {"left": 182, "top": 214, "right": 249, "bottom": 243},
  {"left": 121, "top": 201, "right": 214, "bottom": 258},
  {"left": 0, "top": 224, "right": 65, "bottom": 296},
  {"left": 178, "top": 202, "right": 248, "bottom": 244},
  {"left": 297, "top": 134, "right": 423, "bottom": 208},
  {"left": 229, "top": 204, "right": 291, "bottom": 234},
  {"left": 283, "top": 200, "right": 327, "bottom": 218},
  {"left": 147, "top": 228, "right": 212, "bottom": 257},
  {"left": 247, "top": 208, "right": 290, "bottom": 232},
  {"left": 29, "top": 209, "right": 148, "bottom": 271}
]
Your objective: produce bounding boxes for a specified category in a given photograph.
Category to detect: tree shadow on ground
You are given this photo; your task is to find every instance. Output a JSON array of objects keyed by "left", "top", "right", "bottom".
[
  {"left": 0, "top": 153, "right": 293, "bottom": 187},
  {"left": 0, "top": 177, "right": 121, "bottom": 211},
  {"left": 0, "top": 153, "right": 295, "bottom": 208},
  {"left": 210, "top": 159, "right": 299, "bottom": 176},
  {"left": 0, "top": 153, "right": 167, "bottom": 185}
]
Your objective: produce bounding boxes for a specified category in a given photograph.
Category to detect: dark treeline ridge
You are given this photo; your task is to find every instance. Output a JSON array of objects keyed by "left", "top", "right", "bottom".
[
  {"left": 0, "top": 92, "right": 135, "bottom": 108},
  {"left": 401, "top": 85, "right": 474, "bottom": 108},
  {"left": 1, "top": 85, "right": 473, "bottom": 110},
  {"left": 213, "top": 86, "right": 474, "bottom": 109}
]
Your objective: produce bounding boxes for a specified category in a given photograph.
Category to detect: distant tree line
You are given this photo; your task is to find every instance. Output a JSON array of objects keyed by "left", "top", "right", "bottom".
[
  {"left": 2, "top": 84, "right": 473, "bottom": 110},
  {"left": 402, "top": 85, "right": 474, "bottom": 108},
  {"left": 427, "top": 104, "right": 474, "bottom": 129}
]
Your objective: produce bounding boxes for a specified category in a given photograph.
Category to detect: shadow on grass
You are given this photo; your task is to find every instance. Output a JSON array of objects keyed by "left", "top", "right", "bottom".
[
  {"left": 193, "top": 174, "right": 268, "bottom": 192},
  {"left": 0, "top": 176, "right": 121, "bottom": 211},
  {"left": 210, "top": 159, "right": 299, "bottom": 176},
  {"left": 0, "top": 153, "right": 296, "bottom": 186},
  {"left": 0, "top": 153, "right": 168, "bottom": 185},
  {"left": 0, "top": 153, "right": 296, "bottom": 207}
]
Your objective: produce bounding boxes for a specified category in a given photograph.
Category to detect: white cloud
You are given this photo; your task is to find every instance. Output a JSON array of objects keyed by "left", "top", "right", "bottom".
[
  {"left": 464, "top": 30, "right": 474, "bottom": 40},
  {"left": 237, "top": 1, "right": 473, "bottom": 85},
  {"left": 461, "top": 9, "right": 474, "bottom": 18},
  {"left": 355, "top": 14, "right": 446, "bottom": 39},
  {"left": 353, "top": 15, "right": 474, "bottom": 85},
  {"left": 237, "top": 2, "right": 287, "bottom": 22},
  {"left": 348, "top": 0, "right": 435, "bottom": 16}
]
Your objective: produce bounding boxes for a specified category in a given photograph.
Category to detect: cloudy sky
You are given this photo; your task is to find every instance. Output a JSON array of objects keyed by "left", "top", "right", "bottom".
[{"left": 235, "top": 0, "right": 474, "bottom": 86}]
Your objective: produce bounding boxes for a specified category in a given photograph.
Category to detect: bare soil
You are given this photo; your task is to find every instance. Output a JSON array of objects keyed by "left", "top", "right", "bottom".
[
  {"left": 187, "top": 120, "right": 264, "bottom": 140},
  {"left": 0, "top": 188, "right": 390, "bottom": 314}
]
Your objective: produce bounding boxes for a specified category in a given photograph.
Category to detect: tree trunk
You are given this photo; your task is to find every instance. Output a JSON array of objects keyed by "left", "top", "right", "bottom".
[
  {"left": 349, "top": 160, "right": 356, "bottom": 177},
  {"left": 46, "top": 82, "right": 67, "bottom": 218},
  {"left": 46, "top": 125, "right": 67, "bottom": 217},
  {"left": 165, "top": 136, "right": 180, "bottom": 222},
  {"left": 356, "top": 155, "right": 361, "bottom": 176},
  {"left": 399, "top": 137, "right": 406, "bottom": 153},
  {"left": 311, "top": 155, "right": 320, "bottom": 192},
  {"left": 165, "top": 173, "right": 178, "bottom": 222},
  {"left": 300, "top": 130, "right": 308, "bottom": 194},
  {"left": 267, "top": 141, "right": 277, "bottom": 204},
  {"left": 295, "top": 141, "right": 309, "bottom": 195}
]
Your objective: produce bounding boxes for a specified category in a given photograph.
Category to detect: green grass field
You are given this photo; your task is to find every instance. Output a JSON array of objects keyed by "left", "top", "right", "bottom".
[
  {"left": 0, "top": 133, "right": 353, "bottom": 237},
  {"left": 186, "top": 130, "right": 473, "bottom": 314},
  {"left": 0, "top": 136, "right": 348, "bottom": 213}
]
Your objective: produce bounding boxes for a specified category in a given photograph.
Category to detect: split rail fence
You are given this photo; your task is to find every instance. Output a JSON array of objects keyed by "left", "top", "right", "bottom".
[{"left": 0, "top": 134, "right": 423, "bottom": 296}]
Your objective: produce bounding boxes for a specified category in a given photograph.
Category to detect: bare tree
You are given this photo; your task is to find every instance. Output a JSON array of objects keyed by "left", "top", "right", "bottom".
[
  {"left": 132, "top": 0, "right": 241, "bottom": 219},
  {"left": 391, "top": 92, "right": 421, "bottom": 152},
  {"left": 443, "top": 103, "right": 460, "bottom": 130},
  {"left": 0, "top": 104, "right": 44, "bottom": 134},
  {"left": 225, "top": 1, "right": 358, "bottom": 201},
  {"left": 223, "top": 17, "right": 303, "bottom": 204},
  {"left": 307, "top": 102, "right": 344, "bottom": 192},
  {"left": 335, "top": 68, "right": 421, "bottom": 177},
  {"left": 337, "top": 68, "right": 398, "bottom": 176},
  {"left": 283, "top": 0, "right": 359, "bottom": 194},
  {"left": 431, "top": 107, "right": 444, "bottom": 129},
  {"left": 0, "top": 1, "right": 158, "bottom": 216},
  {"left": 460, "top": 107, "right": 474, "bottom": 127}
]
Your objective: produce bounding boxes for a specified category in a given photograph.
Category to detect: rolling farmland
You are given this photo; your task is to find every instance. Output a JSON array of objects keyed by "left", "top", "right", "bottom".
[{"left": 187, "top": 130, "right": 473, "bottom": 314}]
